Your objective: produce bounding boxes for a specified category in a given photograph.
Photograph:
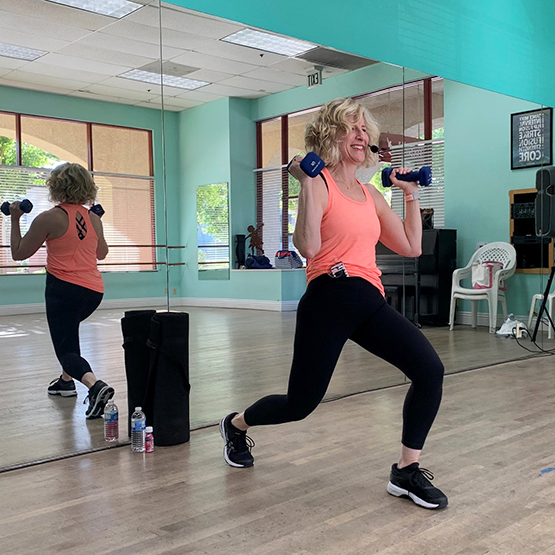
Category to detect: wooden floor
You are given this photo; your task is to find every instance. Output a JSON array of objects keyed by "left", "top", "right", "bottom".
[
  {"left": 0, "top": 306, "right": 549, "bottom": 471},
  {"left": 1, "top": 356, "right": 554, "bottom": 555}
]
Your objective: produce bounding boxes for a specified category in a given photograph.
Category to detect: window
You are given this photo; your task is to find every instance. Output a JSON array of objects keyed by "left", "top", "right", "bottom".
[
  {"left": 0, "top": 112, "right": 155, "bottom": 274},
  {"left": 254, "top": 109, "right": 319, "bottom": 259},
  {"left": 387, "top": 78, "right": 445, "bottom": 226},
  {"left": 255, "top": 78, "right": 445, "bottom": 255},
  {"left": 197, "top": 182, "right": 230, "bottom": 272}
]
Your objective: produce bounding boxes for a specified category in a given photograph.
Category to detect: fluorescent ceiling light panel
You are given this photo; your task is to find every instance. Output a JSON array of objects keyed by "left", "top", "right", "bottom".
[
  {"left": 0, "top": 42, "right": 47, "bottom": 61},
  {"left": 119, "top": 70, "right": 209, "bottom": 90},
  {"left": 46, "top": 0, "right": 143, "bottom": 18},
  {"left": 221, "top": 29, "right": 316, "bottom": 57}
]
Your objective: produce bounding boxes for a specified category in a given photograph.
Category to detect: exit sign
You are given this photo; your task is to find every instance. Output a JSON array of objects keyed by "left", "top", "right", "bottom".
[{"left": 307, "top": 68, "right": 323, "bottom": 88}]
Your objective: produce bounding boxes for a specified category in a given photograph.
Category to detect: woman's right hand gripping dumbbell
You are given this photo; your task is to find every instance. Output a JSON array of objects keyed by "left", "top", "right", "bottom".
[
  {"left": 287, "top": 154, "right": 309, "bottom": 183},
  {"left": 8, "top": 201, "right": 25, "bottom": 219}
]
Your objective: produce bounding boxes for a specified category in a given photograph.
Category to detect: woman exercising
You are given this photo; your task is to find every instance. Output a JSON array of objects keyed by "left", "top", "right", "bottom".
[
  {"left": 9, "top": 162, "right": 114, "bottom": 419},
  {"left": 220, "top": 97, "right": 447, "bottom": 510}
]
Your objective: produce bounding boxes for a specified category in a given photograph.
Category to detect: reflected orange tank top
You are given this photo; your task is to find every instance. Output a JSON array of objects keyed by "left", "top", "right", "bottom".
[
  {"left": 306, "top": 168, "right": 384, "bottom": 295},
  {"left": 46, "top": 203, "right": 104, "bottom": 294}
]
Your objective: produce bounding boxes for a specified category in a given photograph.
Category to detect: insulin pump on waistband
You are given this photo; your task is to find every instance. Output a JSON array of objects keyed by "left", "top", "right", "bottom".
[{"left": 329, "top": 261, "right": 349, "bottom": 278}]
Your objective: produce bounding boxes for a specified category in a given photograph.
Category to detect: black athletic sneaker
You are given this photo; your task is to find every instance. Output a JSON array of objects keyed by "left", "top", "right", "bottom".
[
  {"left": 219, "top": 412, "right": 255, "bottom": 468},
  {"left": 47, "top": 376, "right": 77, "bottom": 397},
  {"left": 84, "top": 380, "right": 114, "bottom": 419},
  {"left": 387, "top": 462, "right": 448, "bottom": 509}
]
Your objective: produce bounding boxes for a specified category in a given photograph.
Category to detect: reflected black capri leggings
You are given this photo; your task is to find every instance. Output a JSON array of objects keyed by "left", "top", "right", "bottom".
[
  {"left": 244, "top": 275, "right": 445, "bottom": 450},
  {"left": 45, "top": 272, "right": 103, "bottom": 382}
]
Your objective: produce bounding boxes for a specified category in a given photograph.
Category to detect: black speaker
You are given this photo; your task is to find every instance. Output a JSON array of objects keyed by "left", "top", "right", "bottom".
[
  {"left": 535, "top": 166, "right": 555, "bottom": 238},
  {"left": 235, "top": 234, "right": 246, "bottom": 268}
]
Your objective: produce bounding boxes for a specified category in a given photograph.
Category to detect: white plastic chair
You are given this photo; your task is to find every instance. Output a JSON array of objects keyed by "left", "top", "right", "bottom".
[
  {"left": 449, "top": 242, "right": 517, "bottom": 333},
  {"left": 527, "top": 292, "right": 555, "bottom": 339}
]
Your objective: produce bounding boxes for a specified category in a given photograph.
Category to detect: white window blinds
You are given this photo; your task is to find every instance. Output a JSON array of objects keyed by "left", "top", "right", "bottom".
[
  {"left": 255, "top": 166, "right": 285, "bottom": 258},
  {"left": 389, "top": 139, "right": 445, "bottom": 228},
  {"left": 254, "top": 138, "right": 445, "bottom": 259},
  {"left": 0, "top": 167, "right": 50, "bottom": 274},
  {"left": 0, "top": 166, "right": 157, "bottom": 274}
]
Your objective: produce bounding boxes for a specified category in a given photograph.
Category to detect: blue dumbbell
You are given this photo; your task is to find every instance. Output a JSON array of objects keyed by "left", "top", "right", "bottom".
[
  {"left": 382, "top": 166, "right": 432, "bottom": 188},
  {"left": 1, "top": 199, "right": 33, "bottom": 216},
  {"left": 287, "top": 152, "right": 326, "bottom": 178},
  {"left": 89, "top": 204, "right": 105, "bottom": 217}
]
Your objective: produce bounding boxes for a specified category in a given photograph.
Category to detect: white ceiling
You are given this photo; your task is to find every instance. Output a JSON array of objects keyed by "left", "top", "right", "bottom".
[{"left": 0, "top": 0, "right": 374, "bottom": 111}]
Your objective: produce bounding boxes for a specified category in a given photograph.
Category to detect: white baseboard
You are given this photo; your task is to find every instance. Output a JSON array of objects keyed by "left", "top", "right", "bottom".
[
  {"left": 0, "top": 296, "right": 297, "bottom": 315},
  {"left": 0, "top": 302, "right": 539, "bottom": 323},
  {"left": 176, "top": 297, "right": 299, "bottom": 312}
]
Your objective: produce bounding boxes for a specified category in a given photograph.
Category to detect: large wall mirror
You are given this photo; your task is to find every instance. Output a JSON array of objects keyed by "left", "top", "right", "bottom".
[
  {"left": 158, "top": 5, "right": 553, "bottom": 431},
  {"left": 1, "top": 0, "right": 551, "bottom": 472},
  {"left": 0, "top": 0, "right": 167, "bottom": 471}
]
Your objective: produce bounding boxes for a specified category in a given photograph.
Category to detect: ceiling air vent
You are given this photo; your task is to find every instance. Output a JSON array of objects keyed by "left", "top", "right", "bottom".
[
  {"left": 138, "top": 61, "right": 199, "bottom": 76},
  {"left": 296, "top": 47, "right": 378, "bottom": 71}
]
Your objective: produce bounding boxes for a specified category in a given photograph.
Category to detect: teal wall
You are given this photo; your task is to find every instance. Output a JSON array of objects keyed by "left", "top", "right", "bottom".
[
  {"left": 174, "top": 96, "right": 305, "bottom": 303},
  {"left": 254, "top": 63, "right": 407, "bottom": 121},
  {"left": 175, "top": 98, "right": 230, "bottom": 300},
  {"left": 180, "top": 74, "right": 552, "bottom": 313},
  {"left": 229, "top": 97, "right": 256, "bottom": 239},
  {"left": 2, "top": 73, "right": 550, "bottom": 313},
  {"left": 177, "top": 63, "right": 418, "bottom": 302},
  {"left": 0, "top": 84, "right": 179, "bottom": 306},
  {"left": 444, "top": 81, "right": 548, "bottom": 316},
  {"left": 166, "top": 0, "right": 555, "bottom": 108},
  {"left": 4, "top": 0, "right": 555, "bottom": 310}
]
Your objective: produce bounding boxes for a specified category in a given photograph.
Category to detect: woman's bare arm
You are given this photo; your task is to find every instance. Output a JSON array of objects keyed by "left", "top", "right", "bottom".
[
  {"left": 290, "top": 158, "right": 328, "bottom": 259},
  {"left": 89, "top": 212, "right": 109, "bottom": 260},
  {"left": 367, "top": 169, "right": 422, "bottom": 257},
  {"left": 10, "top": 204, "right": 52, "bottom": 261}
]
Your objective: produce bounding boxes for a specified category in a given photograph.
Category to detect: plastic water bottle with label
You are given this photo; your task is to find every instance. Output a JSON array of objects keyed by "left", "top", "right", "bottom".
[
  {"left": 131, "top": 406, "right": 146, "bottom": 452},
  {"left": 103, "top": 398, "right": 119, "bottom": 442}
]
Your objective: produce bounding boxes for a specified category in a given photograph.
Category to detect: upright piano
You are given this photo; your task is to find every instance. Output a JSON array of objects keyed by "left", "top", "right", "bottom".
[{"left": 376, "top": 229, "right": 457, "bottom": 326}]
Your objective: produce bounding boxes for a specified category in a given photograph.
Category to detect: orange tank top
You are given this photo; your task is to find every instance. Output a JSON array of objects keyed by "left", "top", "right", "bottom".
[
  {"left": 306, "top": 168, "right": 384, "bottom": 295},
  {"left": 46, "top": 204, "right": 104, "bottom": 293}
]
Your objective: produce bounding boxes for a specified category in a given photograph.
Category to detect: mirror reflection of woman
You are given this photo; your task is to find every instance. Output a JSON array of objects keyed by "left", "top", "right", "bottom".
[
  {"left": 9, "top": 162, "right": 114, "bottom": 419},
  {"left": 220, "top": 98, "right": 448, "bottom": 510}
]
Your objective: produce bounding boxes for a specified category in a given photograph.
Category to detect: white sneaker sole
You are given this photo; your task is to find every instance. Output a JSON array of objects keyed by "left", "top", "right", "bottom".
[
  {"left": 48, "top": 389, "right": 77, "bottom": 397},
  {"left": 387, "top": 481, "right": 444, "bottom": 510}
]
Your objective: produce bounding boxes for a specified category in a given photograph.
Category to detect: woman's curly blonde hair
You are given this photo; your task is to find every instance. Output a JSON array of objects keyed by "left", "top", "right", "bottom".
[
  {"left": 47, "top": 163, "right": 97, "bottom": 205},
  {"left": 305, "top": 97, "right": 380, "bottom": 169}
]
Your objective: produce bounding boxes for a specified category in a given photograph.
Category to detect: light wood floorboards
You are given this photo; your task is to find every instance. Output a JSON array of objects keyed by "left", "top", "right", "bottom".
[
  {"left": 0, "top": 356, "right": 554, "bottom": 554},
  {"left": 0, "top": 307, "right": 549, "bottom": 471}
]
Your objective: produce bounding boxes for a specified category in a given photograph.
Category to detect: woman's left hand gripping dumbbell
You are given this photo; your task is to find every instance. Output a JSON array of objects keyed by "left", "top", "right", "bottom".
[{"left": 9, "top": 201, "right": 25, "bottom": 219}]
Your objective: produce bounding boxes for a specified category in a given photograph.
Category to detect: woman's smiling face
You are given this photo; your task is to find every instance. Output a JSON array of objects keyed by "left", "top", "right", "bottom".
[{"left": 337, "top": 114, "right": 369, "bottom": 166}]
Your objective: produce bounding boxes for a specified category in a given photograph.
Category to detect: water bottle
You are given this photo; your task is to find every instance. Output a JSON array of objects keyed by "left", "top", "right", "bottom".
[
  {"left": 145, "top": 426, "right": 154, "bottom": 453},
  {"left": 103, "top": 398, "right": 119, "bottom": 442},
  {"left": 131, "top": 406, "right": 146, "bottom": 452}
]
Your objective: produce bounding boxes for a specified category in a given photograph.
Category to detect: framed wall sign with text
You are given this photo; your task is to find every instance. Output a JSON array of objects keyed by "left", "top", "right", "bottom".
[{"left": 511, "top": 107, "right": 553, "bottom": 170}]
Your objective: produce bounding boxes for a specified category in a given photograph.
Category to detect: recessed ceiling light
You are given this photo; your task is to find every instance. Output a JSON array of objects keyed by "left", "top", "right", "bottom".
[
  {"left": 0, "top": 42, "right": 47, "bottom": 61},
  {"left": 118, "top": 70, "right": 209, "bottom": 90},
  {"left": 45, "top": 0, "right": 143, "bottom": 18},
  {"left": 221, "top": 29, "right": 317, "bottom": 57}
]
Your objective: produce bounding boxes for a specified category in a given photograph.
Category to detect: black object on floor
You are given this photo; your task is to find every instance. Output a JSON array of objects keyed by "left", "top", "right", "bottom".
[{"left": 121, "top": 310, "right": 190, "bottom": 446}]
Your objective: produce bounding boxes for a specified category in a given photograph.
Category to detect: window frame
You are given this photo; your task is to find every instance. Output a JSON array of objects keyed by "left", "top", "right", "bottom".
[
  {"left": 254, "top": 77, "right": 444, "bottom": 252},
  {"left": 0, "top": 110, "right": 156, "bottom": 275}
]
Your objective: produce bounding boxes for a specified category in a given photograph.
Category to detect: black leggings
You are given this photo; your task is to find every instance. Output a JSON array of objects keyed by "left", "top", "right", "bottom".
[
  {"left": 244, "top": 275, "right": 444, "bottom": 450},
  {"left": 45, "top": 272, "right": 103, "bottom": 382}
]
